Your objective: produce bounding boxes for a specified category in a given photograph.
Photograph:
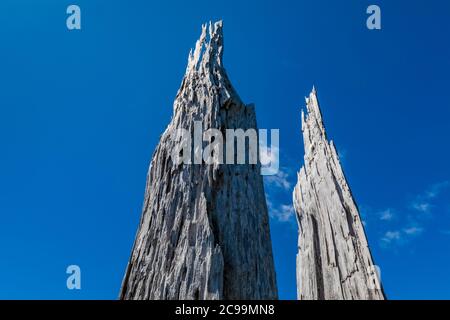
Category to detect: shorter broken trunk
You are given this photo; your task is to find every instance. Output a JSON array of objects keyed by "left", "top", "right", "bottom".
[{"left": 293, "top": 88, "right": 385, "bottom": 300}]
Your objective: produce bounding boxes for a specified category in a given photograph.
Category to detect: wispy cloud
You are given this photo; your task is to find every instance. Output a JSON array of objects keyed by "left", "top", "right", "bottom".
[
  {"left": 262, "top": 145, "right": 298, "bottom": 224},
  {"left": 381, "top": 231, "right": 401, "bottom": 244},
  {"left": 425, "top": 181, "right": 450, "bottom": 199},
  {"left": 262, "top": 144, "right": 293, "bottom": 191},
  {"left": 359, "top": 206, "right": 394, "bottom": 223},
  {"left": 379, "top": 209, "right": 395, "bottom": 221},
  {"left": 267, "top": 199, "right": 296, "bottom": 223},
  {"left": 411, "top": 202, "right": 432, "bottom": 213},
  {"left": 265, "top": 169, "right": 292, "bottom": 191},
  {"left": 410, "top": 181, "right": 449, "bottom": 214},
  {"left": 365, "top": 180, "right": 448, "bottom": 249},
  {"left": 381, "top": 226, "right": 424, "bottom": 247},
  {"left": 403, "top": 226, "right": 423, "bottom": 236}
]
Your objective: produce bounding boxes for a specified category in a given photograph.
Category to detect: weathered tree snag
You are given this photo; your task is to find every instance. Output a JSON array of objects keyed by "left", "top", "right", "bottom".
[
  {"left": 119, "top": 21, "right": 277, "bottom": 300},
  {"left": 293, "top": 88, "right": 385, "bottom": 300}
]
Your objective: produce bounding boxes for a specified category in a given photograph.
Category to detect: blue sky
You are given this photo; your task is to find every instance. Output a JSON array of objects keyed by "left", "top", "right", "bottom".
[{"left": 0, "top": 0, "right": 449, "bottom": 299}]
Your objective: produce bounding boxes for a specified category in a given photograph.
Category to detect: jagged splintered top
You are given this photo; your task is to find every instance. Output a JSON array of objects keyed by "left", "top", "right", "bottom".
[
  {"left": 301, "top": 86, "right": 328, "bottom": 141},
  {"left": 186, "top": 20, "right": 224, "bottom": 75},
  {"left": 175, "top": 20, "right": 243, "bottom": 111}
]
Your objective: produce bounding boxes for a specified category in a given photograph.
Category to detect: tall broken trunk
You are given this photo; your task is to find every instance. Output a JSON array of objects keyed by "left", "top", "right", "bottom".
[
  {"left": 120, "top": 21, "right": 277, "bottom": 300},
  {"left": 293, "top": 88, "right": 385, "bottom": 300}
]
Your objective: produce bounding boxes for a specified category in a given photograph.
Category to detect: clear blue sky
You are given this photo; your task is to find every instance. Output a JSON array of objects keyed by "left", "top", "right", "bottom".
[{"left": 0, "top": 0, "right": 449, "bottom": 299}]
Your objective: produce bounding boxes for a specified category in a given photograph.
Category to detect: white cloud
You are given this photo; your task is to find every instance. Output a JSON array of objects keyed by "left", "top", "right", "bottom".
[
  {"left": 381, "top": 231, "right": 401, "bottom": 244},
  {"left": 411, "top": 202, "right": 432, "bottom": 213},
  {"left": 381, "top": 225, "right": 424, "bottom": 247},
  {"left": 425, "top": 181, "right": 449, "bottom": 199},
  {"left": 264, "top": 169, "right": 291, "bottom": 191},
  {"left": 403, "top": 226, "right": 423, "bottom": 236},
  {"left": 410, "top": 181, "right": 449, "bottom": 214},
  {"left": 372, "top": 180, "right": 448, "bottom": 248},
  {"left": 277, "top": 205, "right": 296, "bottom": 222},
  {"left": 379, "top": 209, "right": 394, "bottom": 221},
  {"left": 267, "top": 199, "right": 296, "bottom": 223},
  {"left": 262, "top": 143, "right": 295, "bottom": 224}
]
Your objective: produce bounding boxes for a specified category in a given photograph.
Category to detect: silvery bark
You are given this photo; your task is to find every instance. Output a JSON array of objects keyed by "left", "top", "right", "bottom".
[
  {"left": 293, "top": 88, "right": 385, "bottom": 300},
  {"left": 120, "top": 21, "right": 277, "bottom": 300}
]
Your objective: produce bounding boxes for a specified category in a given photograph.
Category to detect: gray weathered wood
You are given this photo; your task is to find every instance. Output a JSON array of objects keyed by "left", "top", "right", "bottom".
[
  {"left": 293, "top": 88, "right": 385, "bottom": 300},
  {"left": 119, "top": 21, "right": 277, "bottom": 300}
]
